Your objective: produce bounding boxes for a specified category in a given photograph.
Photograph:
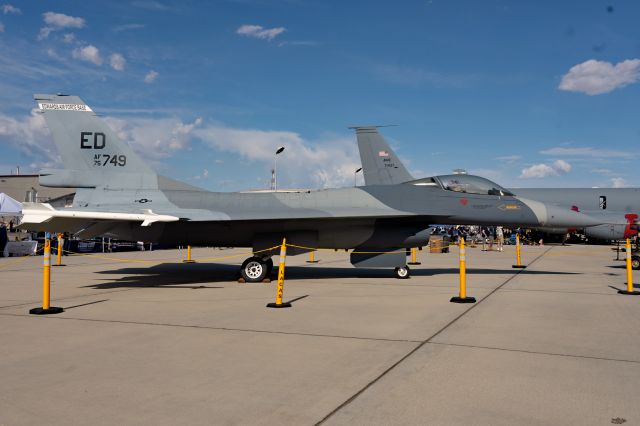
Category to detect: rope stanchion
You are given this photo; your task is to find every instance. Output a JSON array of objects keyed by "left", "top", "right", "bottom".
[
  {"left": 408, "top": 247, "right": 421, "bottom": 265},
  {"left": 512, "top": 234, "right": 526, "bottom": 269},
  {"left": 183, "top": 245, "right": 196, "bottom": 263},
  {"left": 618, "top": 238, "right": 640, "bottom": 295},
  {"left": 29, "top": 239, "right": 64, "bottom": 315},
  {"left": 306, "top": 250, "right": 319, "bottom": 263},
  {"left": 53, "top": 233, "right": 66, "bottom": 267},
  {"left": 267, "top": 238, "right": 291, "bottom": 308},
  {"left": 450, "top": 237, "right": 476, "bottom": 303}
]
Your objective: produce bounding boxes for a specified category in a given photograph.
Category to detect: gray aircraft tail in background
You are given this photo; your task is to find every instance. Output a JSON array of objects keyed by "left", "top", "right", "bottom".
[{"left": 20, "top": 94, "right": 602, "bottom": 280}]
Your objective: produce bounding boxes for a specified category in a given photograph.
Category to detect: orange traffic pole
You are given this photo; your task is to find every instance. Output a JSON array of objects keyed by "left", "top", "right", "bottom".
[
  {"left": 267, "top": 238, "right": 292, "bottom": 308},
  {"left": 451, "top": 238, "right": 475, "bottom": 303},
  {"left": 512, "top": 233, "right": 526, "bottom": 269},
  {"left": 618, "top": 238, "right": 640, "bottom": 295},
  {"left": 306, "top": 250, "right": 319, "bottom": 263},
  {"left": 53, "top": 233, "right": 65, "bottom": 267},
  {"left": 408, "top": 247, "right": 421, "bottom": 265},
  {"left": 30, "top": 239, "right": 64, "bottom": 315},
  {"left": 183, "top": 245, "right": 196, "bottom": 263}
]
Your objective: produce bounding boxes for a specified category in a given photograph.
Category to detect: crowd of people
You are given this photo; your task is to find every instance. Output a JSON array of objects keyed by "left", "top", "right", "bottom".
[{"left": 432, "top": 225, "right": 550, "bottom": 250}]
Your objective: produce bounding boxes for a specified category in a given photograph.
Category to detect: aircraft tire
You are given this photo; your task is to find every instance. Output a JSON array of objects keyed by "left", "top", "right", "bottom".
[
  {"left": 265, "top": 257, "right": 274, "bottom": 276},
  {"left": 240, "top": 256, "right": 268, "bottom": 283},
  {"left": 394, "top": 265, "right": 411, "bottom": 279},
  {"left": 632, "top": 256, "right": 640, "bottom": 270}
]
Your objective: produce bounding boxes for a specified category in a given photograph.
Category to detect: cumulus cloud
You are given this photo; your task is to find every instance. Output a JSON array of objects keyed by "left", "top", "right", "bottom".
[
  {"left": 559, "top": 59, "right": 640, "bottom": 95},
  {"left": 520, "top": 160, "right": 572, "bottom": 179},
  {"left": 611, "top": 177, "right": 629, "bottom": 188},
  {"left": 144, "top": 70, "right": 158, "bottom": 83},
  {"left": 109, "top": 53, "right": 125, "bottom": 71},
  {"left": 2, "top": 4, "right": 21, "bottom": 14},
  {"left": 236, "top": 24, "right": 286, "bottom": 41},
  {"left": 0, "top": 108, "right": 60, "bottom": 165},
  {"left": 72, "top": 44, "right": 102, "bottom": 65},
  {"left": 103, "top": 116, "right": 202, "bottom": 161},
  {"left": 195, "top": 125, "right": 359, "bottom": 188},
  {"left": 39, "top": 11, "right": 85, "bottom": 40}
]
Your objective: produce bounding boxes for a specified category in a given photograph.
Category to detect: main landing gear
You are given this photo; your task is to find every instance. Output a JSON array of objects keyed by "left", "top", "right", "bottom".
[
  {"left": 394, "top": 265, "right": 411, "bottom": 279},
  {"left": 240, "top": 256, "right": 274, "bottom": 282}
]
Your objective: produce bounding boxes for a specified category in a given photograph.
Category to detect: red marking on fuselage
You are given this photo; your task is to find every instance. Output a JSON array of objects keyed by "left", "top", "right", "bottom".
[
  {"left": 571, "top": 205, "right": 580, "bottom": 212},
  {"left": 460, "top": 198, "right": 468, "bottom": 206},
  {"left": 624, "top": 213, "right": 638, "bottom": 238}
]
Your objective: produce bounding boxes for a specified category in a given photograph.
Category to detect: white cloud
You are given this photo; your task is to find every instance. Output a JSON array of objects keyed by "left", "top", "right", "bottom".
[
  {"left": 62, "top": 32, "right": 76, "bottom": 43},
  {"left": 72, "top": 45, "right": 102, "bottom": 65},
  {"left": 2, "top": 4, "right": 21, "bottom": 14},
  {"left": 39, "top": 12, "right": 85, "bottom": 40},
  {"left": 520, "top": 160, "right": 572, "bottom": 179},
  {"left": 109, "top": 53, "right": 125, "bottom": 71},
  {"left": 236, "top": 24, "right": 286, "bottom": 41},
  {"left": 559, "top": 59, "right": 640, "bottom": 95},
  {"left": 495, "top": 155, "right": 522, "bottom": 162},
  {"left": 611, "top": 177, "right": 629, "bottom": 188},
  {"left": 0, "top": 108, "right": 60, "bottom": 165},
  {"left": 144, "top": 70, "right": 158, "bottom": 83},
  {"left": 552, "top": 159, "right": 571, "bottom": 173},
  {"left": 540, "top": 146, "right": 635, "bottom": 159},
  {"left": 195, "top": 125, "right": 360, "bottom": 188},
  {"left": 103, "top": 116, "right": 202, "bottom": 161}
]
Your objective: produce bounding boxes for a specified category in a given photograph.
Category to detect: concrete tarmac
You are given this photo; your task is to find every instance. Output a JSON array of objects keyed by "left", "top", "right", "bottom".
[{"left": 1, "top": 244, "right": 639, "bottom": 425}]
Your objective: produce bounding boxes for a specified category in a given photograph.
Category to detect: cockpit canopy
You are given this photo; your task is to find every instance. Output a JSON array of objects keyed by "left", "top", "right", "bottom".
[{"left": 407, "top": 174, "right": 514, "bottom": 196}]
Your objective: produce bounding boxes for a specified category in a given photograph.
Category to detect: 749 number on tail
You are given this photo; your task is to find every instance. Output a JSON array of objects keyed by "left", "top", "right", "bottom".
[{"left": 93, "top": 154, "right": 126, "bottom": 167}]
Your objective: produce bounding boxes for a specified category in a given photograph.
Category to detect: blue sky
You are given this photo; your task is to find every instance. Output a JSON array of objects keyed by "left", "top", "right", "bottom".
[{"left": 1, "top": 0, "right": 639, "bottom": 190}]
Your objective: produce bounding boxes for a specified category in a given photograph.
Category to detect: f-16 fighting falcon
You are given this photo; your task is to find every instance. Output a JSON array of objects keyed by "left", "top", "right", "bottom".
[
  {"left": 21, "top": 95, "right": 600, "bottom": 281},
  {"left": 355, "top": 127, "right": 639, "bottom": 242}
]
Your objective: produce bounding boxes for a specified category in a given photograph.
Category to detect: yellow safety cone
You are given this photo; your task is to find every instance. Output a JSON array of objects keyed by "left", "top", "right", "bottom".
[
  {"left": 30, "top": 239, "right": 64, "bottom": 315},
  {"left": 267, "top": 238, "right": 292, "bottom": 308},
  {"left": 512, "top": 234, "right": 526, "bottom": 269},
  {"left": 450, "top": 237, "right": 476, "bottom": 303},
  {"left": 618, "top": 238, "right": 640, "bottom": 295}
]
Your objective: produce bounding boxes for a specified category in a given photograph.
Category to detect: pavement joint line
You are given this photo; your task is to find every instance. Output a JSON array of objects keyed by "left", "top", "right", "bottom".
[
  {"left": 314, "top": 246, "right": 553, "bottom": 426},
  {"left": 427, "top": 341, "right": 640, "bottom": 365},
  {"left": 0, "top": 312, "right": 423, "bottom": 344}
]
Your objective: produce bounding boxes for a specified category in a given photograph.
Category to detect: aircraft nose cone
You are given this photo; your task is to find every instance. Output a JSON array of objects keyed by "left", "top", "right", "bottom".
[{"left": 544, "top": 204, "right": 602, "bottom": 228}]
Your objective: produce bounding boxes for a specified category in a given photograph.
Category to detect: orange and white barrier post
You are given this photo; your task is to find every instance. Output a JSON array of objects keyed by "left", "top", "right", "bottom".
[
  {"left": 30, "top": 239, "right": 64, "bottom": 315},
  {"left": 450, "top": 238, "right": 476, "bottom": 303},
  {"left": 618, "top": 238, "right": 640, "bottom": 295},
  {"left": 267, "top": 238, "right": 292, "bottom": 308},
  {"left": 512, "top": 234, "right": 526, "bottom": 269}
]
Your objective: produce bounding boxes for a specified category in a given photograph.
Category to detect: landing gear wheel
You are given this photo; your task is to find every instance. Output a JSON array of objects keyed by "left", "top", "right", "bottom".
[
  {"left": 265, "top": 257, "right": 274, "bottom": 276},
  {"left": 394, "top": 265, "right": 410, "bottom": 279},
  {"left": 632, "top": 256, "right": 640, "bottom": 270},
  {"left": 240, "top": 257, "right": 268, "bottom": 283}
]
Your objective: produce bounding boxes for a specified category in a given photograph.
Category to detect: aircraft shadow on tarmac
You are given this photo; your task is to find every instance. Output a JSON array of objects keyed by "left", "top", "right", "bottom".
[{"left": 83, "top": 263, "right": 579, "bottom": 289}]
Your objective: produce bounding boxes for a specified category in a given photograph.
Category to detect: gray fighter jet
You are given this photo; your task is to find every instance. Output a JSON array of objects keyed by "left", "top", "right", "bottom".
[
  {"left": 355, "top": 127, "right": 638, "bottom": 242},
  {"left": 20, "top": 95, "right": 599, "bottom": 281}
]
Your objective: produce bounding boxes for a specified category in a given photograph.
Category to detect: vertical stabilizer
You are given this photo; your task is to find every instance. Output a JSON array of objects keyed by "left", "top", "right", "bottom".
[
  {"left": 34, "top": 94, "right": 153, "bottom": 175},
  {"left": 353, "top": 126, "right": 414, "bottom": 185}
]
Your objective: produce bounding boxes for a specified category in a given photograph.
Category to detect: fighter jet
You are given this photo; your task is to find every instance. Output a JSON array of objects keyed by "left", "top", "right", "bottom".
[
  {"left": 20, "top": 95, "right": 600, "bottom": 281},
  {"left": 354, "top": 126, "right": 638, "bottom": 242}
]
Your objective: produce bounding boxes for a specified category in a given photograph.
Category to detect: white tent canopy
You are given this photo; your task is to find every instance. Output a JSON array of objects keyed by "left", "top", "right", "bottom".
[{"left": 0, "top": 193, "right": 22, "bottom": 216}]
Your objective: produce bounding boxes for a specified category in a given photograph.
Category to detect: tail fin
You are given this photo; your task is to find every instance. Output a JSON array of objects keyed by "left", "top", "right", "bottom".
[
  {"left": 353, "top": 126, "right": 414, "bottom": 185},
  {"left": 34, "top": 94, "right": 154, "bottom": 177}
]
